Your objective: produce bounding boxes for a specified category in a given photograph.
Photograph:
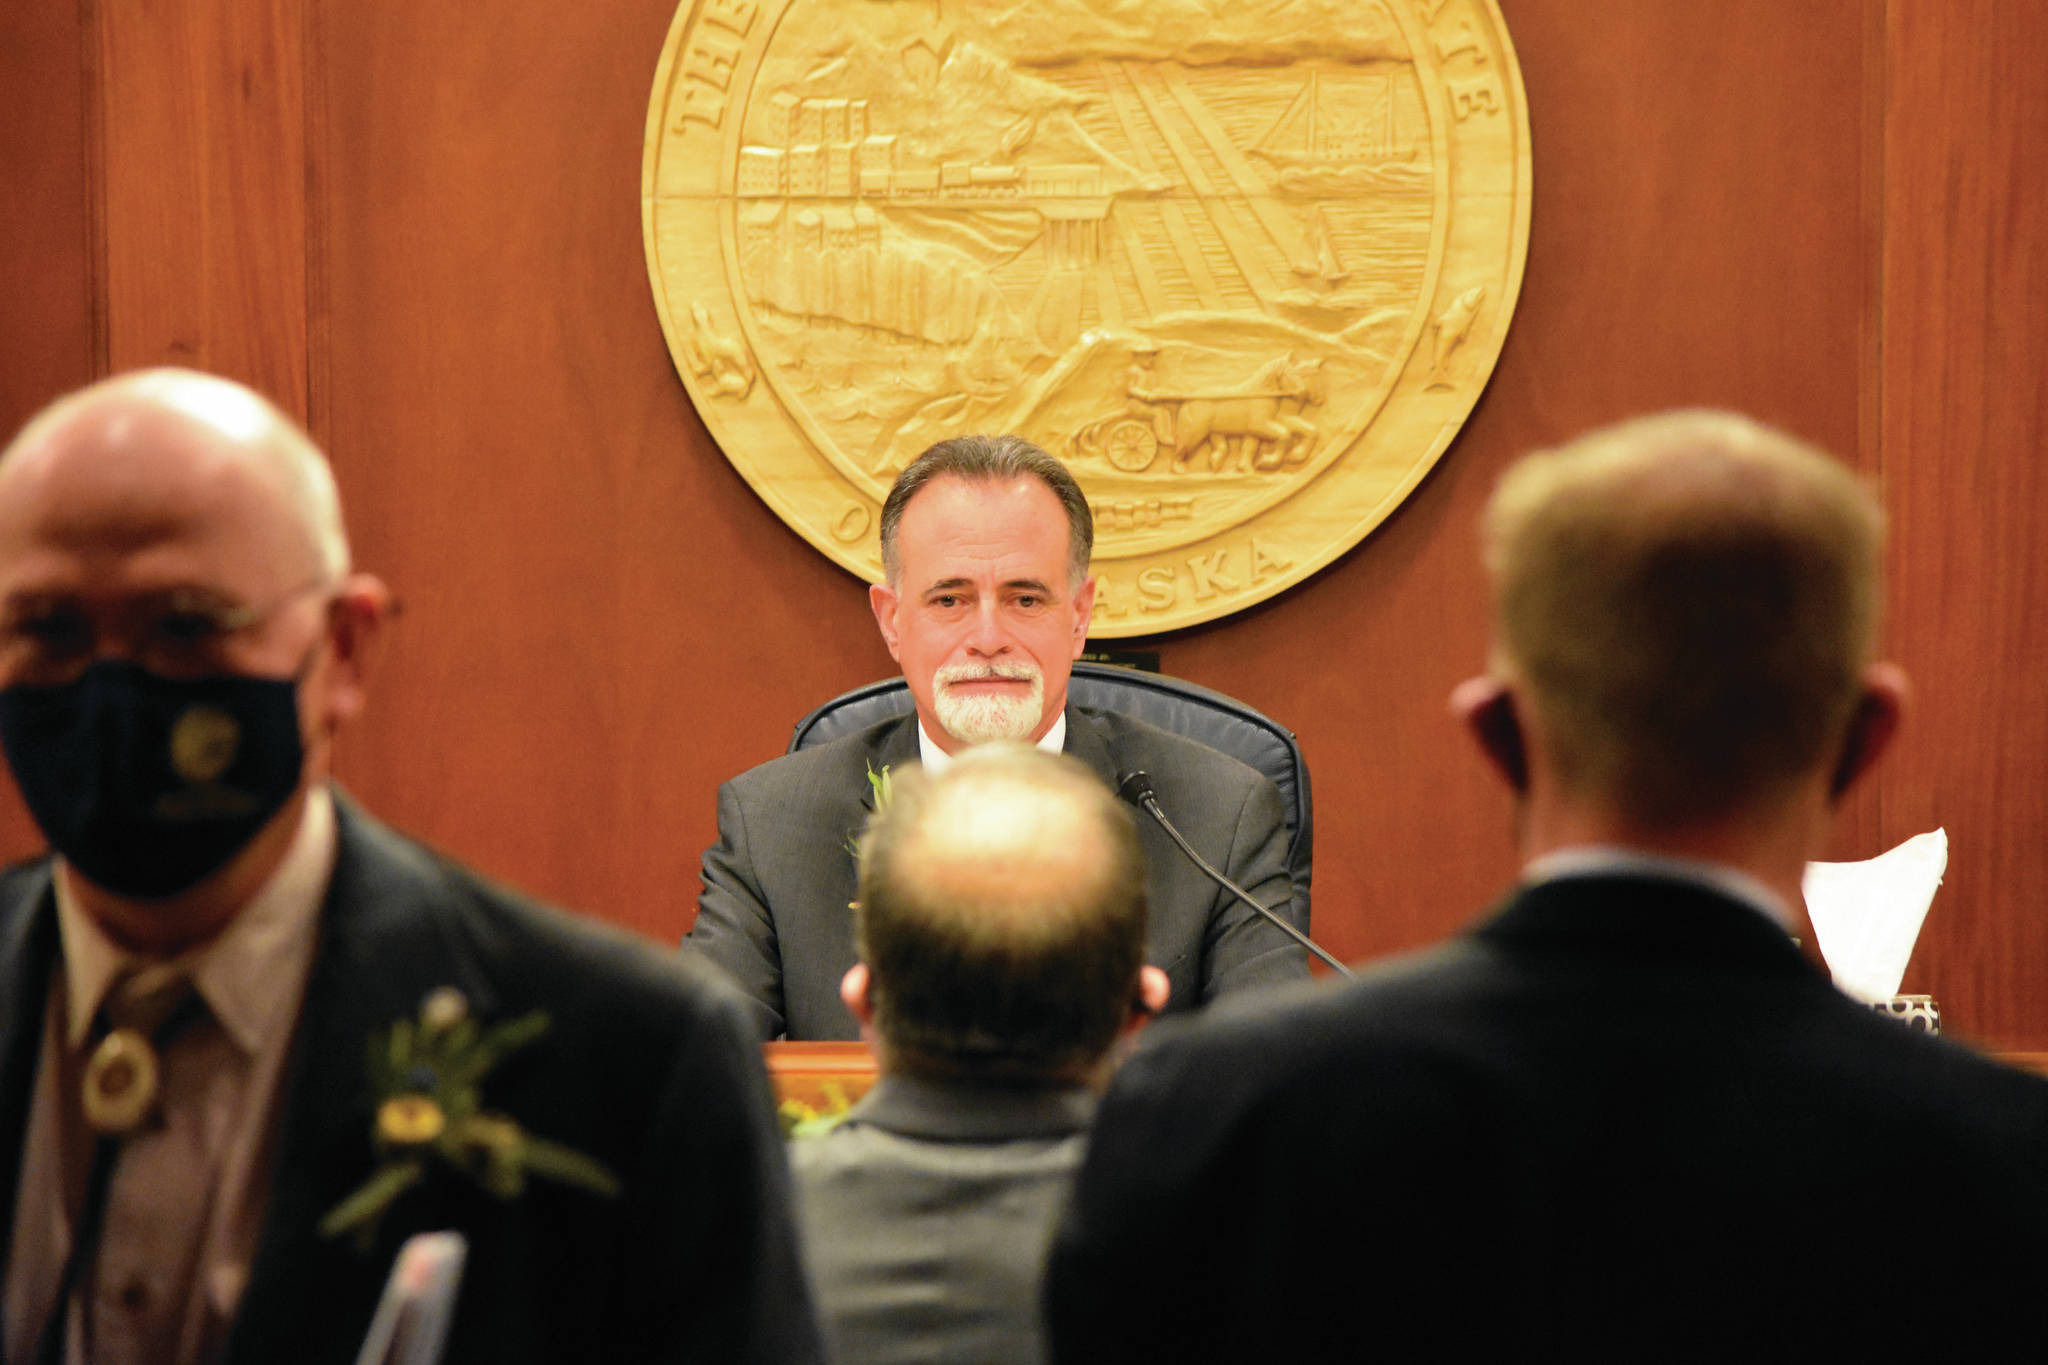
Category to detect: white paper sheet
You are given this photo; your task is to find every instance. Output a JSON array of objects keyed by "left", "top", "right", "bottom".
[{"left": 1802, "top": 829, "right": 1948, "bottom": 1003}]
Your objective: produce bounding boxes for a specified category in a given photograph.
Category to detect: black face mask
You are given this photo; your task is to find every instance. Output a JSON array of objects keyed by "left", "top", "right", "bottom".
[{"left": 0, "top": 659, "right": 307, "bottom": 900}]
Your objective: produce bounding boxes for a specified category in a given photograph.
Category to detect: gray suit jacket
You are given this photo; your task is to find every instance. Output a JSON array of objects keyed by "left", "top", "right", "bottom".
[
  {"left": 690, "top": 707, "right": 1307, "bottom": 1040},
  {"left": 791, "top": 1073, "right": 1093, "bottom": 1365},
  {"left": 0, "top": 793, "right": 823, "bottom": 1365}
]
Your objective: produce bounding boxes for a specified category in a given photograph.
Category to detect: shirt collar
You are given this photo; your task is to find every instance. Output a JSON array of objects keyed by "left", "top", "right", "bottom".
[
  {"left": 848, "top": 1071, "right": 1097, "bottom": 1142},
  {"left": 56, "top": 786, "right": 337, "bottom": 1053},
  {"left": 1520, "top": 845, "right": 1794, "bottom": 932},
  {"left": 915, "top": 710, "right": 1067, "bottom": 774}
]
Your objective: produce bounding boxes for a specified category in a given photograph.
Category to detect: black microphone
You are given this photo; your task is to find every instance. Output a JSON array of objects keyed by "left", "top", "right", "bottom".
[{"left": 1117, "top": 770, "right": 1356, "bottom": 980}]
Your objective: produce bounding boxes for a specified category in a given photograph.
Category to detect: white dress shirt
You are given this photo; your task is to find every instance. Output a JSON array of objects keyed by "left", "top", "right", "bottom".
[{"left": 915, "top": 713, "right": 1067, "bottom": 774}]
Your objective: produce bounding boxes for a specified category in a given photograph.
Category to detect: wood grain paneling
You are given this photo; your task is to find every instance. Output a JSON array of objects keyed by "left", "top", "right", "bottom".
[
  {"left": 0, "top": 4, "right": 95, "bottom": 439},
  {"left": 310, "top": 1, "right": 891, "bottom": 942},
  {"left": 1877, "top": 0, "right": 2048, "bottom": 1047},
  {"left": 6, "top": 0, "right": 2047, "bottom": 1045},
  {"left": 1130, "top": 0, "right": 1876, "bottom": 963},
  {"left": 95, "top": 0, "right": 308, "bottom": 408},
  {"left": 0, "top": 3, "right": 96, "bottom": 863}
]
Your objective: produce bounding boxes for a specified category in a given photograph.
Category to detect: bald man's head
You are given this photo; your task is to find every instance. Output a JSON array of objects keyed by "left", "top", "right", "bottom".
[
  {"left": 0, "top": 369, "right": 385, "bottom": 947},
  {"left": 0, "top": 368, "right": 349, "bottom": 585},
  {"left": 853, "top": 745, "right": 1148, "bottom": 1085}
]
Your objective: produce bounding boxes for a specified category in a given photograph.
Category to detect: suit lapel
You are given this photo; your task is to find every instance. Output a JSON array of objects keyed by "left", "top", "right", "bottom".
[
  {"left": 1059, "top": 708, "right": 1210, "bottom": 990},
  {"left": 226, "top": 793, "right": 498, "bottom": 1363},
  {"left": 841, "top": 715, "right": 920, "bottom": 901},
  {"left": 0, "top": 864, "right": 57, "bottom": 1334},
  {"left": 795, "top": 715, "right": 925, "bottom": 1039},
  {"left": 874, "top": 713, "right": 920, "bottom": 771},
  {"left": 1060, "top": 707, "right": 1120, "bottom": 787}
]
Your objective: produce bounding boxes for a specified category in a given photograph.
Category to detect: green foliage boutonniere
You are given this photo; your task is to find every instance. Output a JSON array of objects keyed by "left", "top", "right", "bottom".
[
  {"left": 778, "top": 1081, "right": 856, "bottom": 1139},
  {"left": 844, "top": 760, "right": 896, "bottom": 858},
  {"left": 320, "top": 988, "right": 622, "bottom": 1251},
  {"left": 865, "top": 759, "right": 895, "bottom": 812}
]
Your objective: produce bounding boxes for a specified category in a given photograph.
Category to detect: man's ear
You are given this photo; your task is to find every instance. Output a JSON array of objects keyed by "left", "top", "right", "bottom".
[
  {"left": 869, "top": 582, "right": 902, "bottom": 661},
  {"left": 1451, "top": 675, "right": 1529, "bottom": 794},
  {"left": 1120, "top": 965, "right": 1170, "bottom": 1040},
  {"left": 1069, "top": 575, "right": 1097, "bottom": 657},
  {"left": 318, "top": 573, "right": 391, "bottom": 732},
  {"left": 840, "top": 962, "right": 876, "bottom": 1028},
  {"left": 1829, "top": 662, "right": 1909, "bottom": 799}
]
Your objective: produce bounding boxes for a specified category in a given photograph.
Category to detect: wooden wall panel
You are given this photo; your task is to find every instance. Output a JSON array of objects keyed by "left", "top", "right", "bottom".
[
  {"left": 0, "top": 4, "right": 95, "bottom": 428},
  {"left": 1877, "top": 0, "right": 2048, "bottom": 1047},
  {"left": 305, "top": 0, "right": 1870, "bottom": 960},
  {"left": 310, "top": 0, "right": 892, "bottom": 943},
  {"left": 0, "top": 3, "right": 96, "bottom": 862},
  {"left": 1133, "top": 0, "right": 1876, "bottom": 963},
  {"left": 95, "top": 0, "right": 307, "bottom": 407},
  {"left": 6, "top": 0, "right": 2047, "bottom": 1045}
]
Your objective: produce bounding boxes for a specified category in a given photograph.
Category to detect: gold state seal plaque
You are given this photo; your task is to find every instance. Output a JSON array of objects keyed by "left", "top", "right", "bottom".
[{"left": 644, "top": 0, "right": 1529, "bottom": 635}]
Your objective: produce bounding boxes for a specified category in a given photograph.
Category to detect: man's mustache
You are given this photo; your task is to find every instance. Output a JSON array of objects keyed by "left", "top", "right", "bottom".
[{"left": 936, "top": 663, "right": 1042, "bottom": 687}]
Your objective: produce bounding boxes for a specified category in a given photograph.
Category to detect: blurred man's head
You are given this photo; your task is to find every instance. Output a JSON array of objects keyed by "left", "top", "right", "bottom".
[
  {"left": 869, "top": 436, "right": 1096, "bottom": 755},
  {"left": 0, "top": 368, "right": 388, "bottom": 951},
  {"left": 1455, "top": 410, "right": 1902, "bottom": 856},
  {"left": 844, "top": 744, "right": 1165, "bottom": 1088}
]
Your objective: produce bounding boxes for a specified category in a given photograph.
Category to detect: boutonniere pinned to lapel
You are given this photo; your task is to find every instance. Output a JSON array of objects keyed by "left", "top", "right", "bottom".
[
  {"left": 320, "top": 987, "right": 621, "bottom": 1251},
  {"left": 844, "top": 760, "right": 896, "bottom": 858}
]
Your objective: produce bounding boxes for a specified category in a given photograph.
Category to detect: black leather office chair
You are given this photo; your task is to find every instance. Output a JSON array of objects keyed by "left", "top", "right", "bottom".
[{"left": 788, "top": 661, "right": 1314, "bottom": 931}]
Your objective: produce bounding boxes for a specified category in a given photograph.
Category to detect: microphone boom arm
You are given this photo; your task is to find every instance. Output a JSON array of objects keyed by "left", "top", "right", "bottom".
[{"left": 1118, "top": 771, "right": 1356, "bottom": 981}]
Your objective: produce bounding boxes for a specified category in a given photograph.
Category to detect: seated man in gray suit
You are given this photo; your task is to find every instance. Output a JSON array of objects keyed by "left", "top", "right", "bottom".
[
  {"left": 792, "top": 743, "right": 1168, "bottom": 1365},
  {"left": 0, "top": 371, "right": 820, "bottom": 1364},
  {"left": 1047, "top": 411, "right": 2048, "bottom": 1361},
  {"left": 691, "top": 434, "right": 1304, "bottom": 1039}
]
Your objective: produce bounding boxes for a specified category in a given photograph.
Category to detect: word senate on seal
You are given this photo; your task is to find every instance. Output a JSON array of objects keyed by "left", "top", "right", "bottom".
[{"left": 644, "top": 0, "right": 1529, "bottom": 636}]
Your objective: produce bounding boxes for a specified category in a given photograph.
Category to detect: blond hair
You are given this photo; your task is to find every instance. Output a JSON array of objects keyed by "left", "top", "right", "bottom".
[{"left": 1483, "top": 410, "right": 1882, "bottom": 826}]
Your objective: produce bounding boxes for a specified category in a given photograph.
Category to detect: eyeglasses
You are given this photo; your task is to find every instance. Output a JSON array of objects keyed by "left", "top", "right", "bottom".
[{"left": 0, "top": 580, "right": 334, "bottom": 687}]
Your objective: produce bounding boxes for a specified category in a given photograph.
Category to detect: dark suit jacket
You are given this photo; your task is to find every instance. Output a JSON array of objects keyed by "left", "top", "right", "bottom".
[
  {"left": 689, "top": 707, "right": 1307, "bottom": 1040},
  {"left": 791, "top": 1073, "right": 1093, "bottom": 1365},
  {"left": 1046, "top": 875, "right": 2048, "bottom": 1363},
  {"left": 0, "top": 794, "right": 823, "bottom": 1365}
]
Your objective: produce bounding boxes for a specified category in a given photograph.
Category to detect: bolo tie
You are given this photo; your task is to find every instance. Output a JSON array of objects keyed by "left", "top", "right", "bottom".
[{"left": 32, "top": 971, "right": 203, "bottom": 1365}]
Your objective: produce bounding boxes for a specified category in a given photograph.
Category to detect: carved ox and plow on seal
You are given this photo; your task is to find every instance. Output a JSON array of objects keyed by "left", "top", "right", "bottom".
[{"left": 1073, "top": 351, "right": 1328, "bottom": 475}]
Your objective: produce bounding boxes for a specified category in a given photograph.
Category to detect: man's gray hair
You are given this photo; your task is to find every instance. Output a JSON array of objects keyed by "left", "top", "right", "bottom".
[{"left": 878, "top": 434, "right": 1093, "bottom": 587}]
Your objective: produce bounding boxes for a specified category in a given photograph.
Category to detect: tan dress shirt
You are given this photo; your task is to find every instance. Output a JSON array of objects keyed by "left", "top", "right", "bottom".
[{"left": 2, "top": 788, "right": 333, "bottom": 1365}]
